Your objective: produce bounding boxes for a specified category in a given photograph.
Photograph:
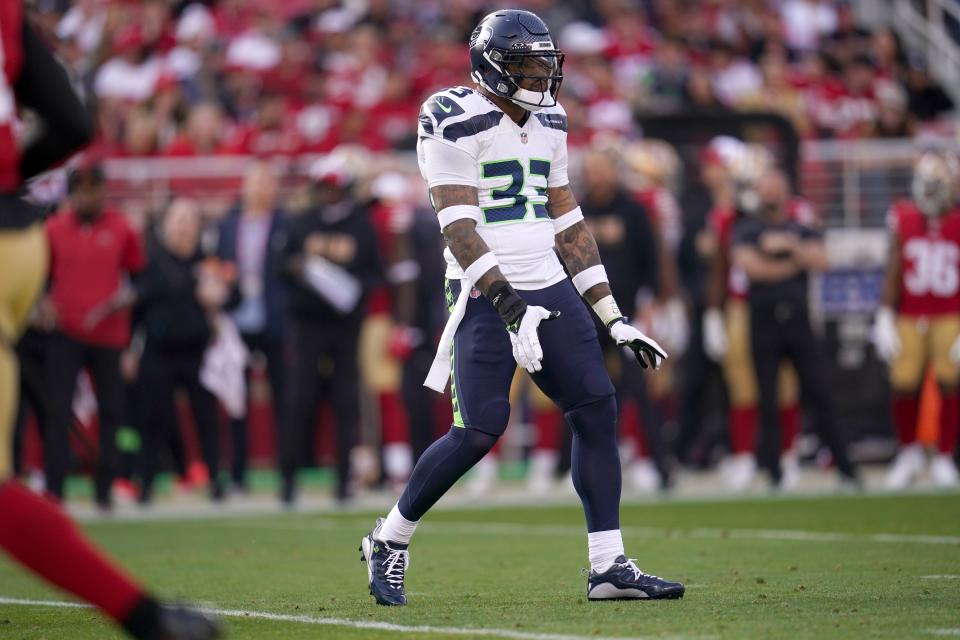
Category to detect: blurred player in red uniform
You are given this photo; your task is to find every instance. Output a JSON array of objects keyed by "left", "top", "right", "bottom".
[
  {"left": 619, "top": 139, "right": 688, "bottom": 490},
  {"left": 363, "top": 171, "right": 417, "bottom": 489},
  {"left": 702, "top": 139, "right": 807, "bottom": 489},
  {"left": 874, "top": 151, "right": 960, "bottom": 489},
  {"left": 0, "top": 5, "right": 219, "bottom": 637}
]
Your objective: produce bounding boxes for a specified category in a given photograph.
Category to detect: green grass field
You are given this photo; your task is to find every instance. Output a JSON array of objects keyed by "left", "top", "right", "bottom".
[{"left": 0, "top": 493, "right": 958, "bottom": 639}]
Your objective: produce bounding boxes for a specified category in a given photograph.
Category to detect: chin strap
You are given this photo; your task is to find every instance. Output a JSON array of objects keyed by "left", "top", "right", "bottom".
[
  {"left": 476, "top": 76, "right": 556, "bottom": 112},
  {"left": 510, "top": 86, "right": 556, "bottom": 112}
]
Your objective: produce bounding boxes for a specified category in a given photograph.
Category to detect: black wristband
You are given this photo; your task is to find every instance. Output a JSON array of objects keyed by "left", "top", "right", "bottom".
[
  {"left": 606, "top": 316, "right": 627, "bottom": 330},
  {"left": 488, "top": 280, "right": 527, "bottom": 329}
]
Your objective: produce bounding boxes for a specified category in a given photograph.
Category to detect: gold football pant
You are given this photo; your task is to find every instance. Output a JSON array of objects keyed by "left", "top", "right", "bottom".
[
  {"left": 359, "top": 313, "right": 402, "bottom": 393},
  {"left": 890, "top": 315, "right": 960, "bottom": 392},
  {"left": 0, "top": 225, "right": 48, "bottom": 481}
]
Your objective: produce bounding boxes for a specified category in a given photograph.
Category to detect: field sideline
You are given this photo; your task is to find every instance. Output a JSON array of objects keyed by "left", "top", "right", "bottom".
[{"left": 0, "top": 492, "right": 958, "bottom": 639}]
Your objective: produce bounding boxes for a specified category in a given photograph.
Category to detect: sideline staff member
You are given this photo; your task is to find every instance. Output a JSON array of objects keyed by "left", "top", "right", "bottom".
[
  {"left": 281, "top": 159, "right": 382, "bottom": 505},
  {"left": 44, "top": 163, "right": 146, "bottom": 509},
  {"left": 731, "top": 169, "right": 858, "bottom": 486}
]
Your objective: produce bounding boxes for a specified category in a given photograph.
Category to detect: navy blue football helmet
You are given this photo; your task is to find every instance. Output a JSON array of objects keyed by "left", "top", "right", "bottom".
[{"left": 469, "top": 9, "right": 564, "bottom": 112}]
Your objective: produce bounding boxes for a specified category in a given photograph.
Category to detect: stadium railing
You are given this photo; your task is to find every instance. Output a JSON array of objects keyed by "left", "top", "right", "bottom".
[
  {"left": 90, "top": 138, "right": 941, "bottom": 458},
  {"left": 892, "top": 0, "right": 960, "bottom": 103}
]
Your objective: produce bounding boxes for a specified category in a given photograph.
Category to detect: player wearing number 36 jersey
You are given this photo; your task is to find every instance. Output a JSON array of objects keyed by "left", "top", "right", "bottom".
[
  {"left": 874, "top": 150, "right": 960, "bottom": 489},
  {"left": 360, "top": 9, "right": 684, "bottom": 607}
]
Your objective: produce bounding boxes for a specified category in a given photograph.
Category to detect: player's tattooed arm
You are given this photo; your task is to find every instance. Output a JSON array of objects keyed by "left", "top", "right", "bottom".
[
  {"left": 431, "top": 184, "right": 507, "bottom": 295},
  {"left": 547, "top": 184, "right": 613, "bottom": 305}
]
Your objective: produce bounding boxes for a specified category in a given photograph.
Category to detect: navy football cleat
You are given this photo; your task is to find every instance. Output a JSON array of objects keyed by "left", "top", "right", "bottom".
[
  {"left": 587, "top": 556, "right": 685, "bottom": 601},
  {"left": 360, "top": 518, "right": 410, "bottom": 606},
  {"left": 158, "top": 602, "right": 223, "bottom": 639}
]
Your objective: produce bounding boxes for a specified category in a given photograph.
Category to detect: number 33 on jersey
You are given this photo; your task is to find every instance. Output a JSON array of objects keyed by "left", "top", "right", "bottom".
[{"left": 417, "top": 86, "right": 570, "bottom": 290}]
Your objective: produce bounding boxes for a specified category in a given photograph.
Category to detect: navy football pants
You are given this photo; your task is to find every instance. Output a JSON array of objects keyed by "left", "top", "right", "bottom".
[{"left": 398, "top": 279, "right": 621, "bottom": 532}]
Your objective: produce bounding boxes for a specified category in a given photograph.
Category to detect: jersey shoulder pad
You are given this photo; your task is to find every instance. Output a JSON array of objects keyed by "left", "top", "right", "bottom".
[
  {"left": 533, "top": 101, "right": 568, "bottom": 132},
  {"left": 418, "top": 87, "right": 503, "bottom": 144},
  {"left": 941, "top": 209, "right": 960, "bottom": 238},
  {"left": 892, "top": 199, "right": 920, "bottom": 217},
  {"left": 887, "top": 199, "right": 919, "bottom": 234}
]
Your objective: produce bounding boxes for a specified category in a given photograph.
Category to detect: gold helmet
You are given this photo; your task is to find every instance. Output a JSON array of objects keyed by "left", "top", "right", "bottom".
[
  {"left": 622, "top": 139, "right": 681, "bottom": 193},
  {"left": 912, "top": 150, "right": 958, "bottom": 217}
]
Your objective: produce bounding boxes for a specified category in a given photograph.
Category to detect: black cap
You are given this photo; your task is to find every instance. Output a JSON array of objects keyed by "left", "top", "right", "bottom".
[{"left": 67, "top": 163, "right": 105, "bottom": 192}]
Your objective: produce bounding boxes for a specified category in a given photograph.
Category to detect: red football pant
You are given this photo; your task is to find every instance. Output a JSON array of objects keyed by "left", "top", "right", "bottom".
[
  {"left": 892, "top": 393, "right": 920, "bottom": 446},
  {"left": 533, "top": 407, "right": 563, "bottom": 452},
  {"left": 379, "top": 391, "right": 409, "bottom": 445},
  {"left": 0, "top": 481, "right": 144, "bottom": 622},
  {"left": 939, "top": 392, "right": 959, "bottom": 454},
  {"left": 729, "top": 406, "right": 758, "bottom": 455}
]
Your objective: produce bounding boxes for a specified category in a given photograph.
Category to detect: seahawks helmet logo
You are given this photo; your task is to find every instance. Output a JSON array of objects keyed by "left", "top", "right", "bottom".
[{"left": 474, "top": 25, "right": 493, "bottom": 50}]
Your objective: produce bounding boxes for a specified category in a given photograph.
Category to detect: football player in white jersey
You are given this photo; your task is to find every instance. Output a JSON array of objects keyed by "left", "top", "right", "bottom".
[{"left": 361, "top": 9, "right": 684, "bottom": 605}]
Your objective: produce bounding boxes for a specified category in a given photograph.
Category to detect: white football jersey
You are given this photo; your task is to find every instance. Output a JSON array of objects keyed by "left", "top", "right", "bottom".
[{"left": 417, "top": 86, "right": 570, "bottom": 290}]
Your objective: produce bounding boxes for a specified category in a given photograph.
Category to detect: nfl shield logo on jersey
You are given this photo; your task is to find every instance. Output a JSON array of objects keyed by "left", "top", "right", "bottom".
[
  {"left": 470, "top": 287, "right": 481, "bottom": 298},
  {"left": 520, "top": 132, "right": 528, "bottom": 144}
]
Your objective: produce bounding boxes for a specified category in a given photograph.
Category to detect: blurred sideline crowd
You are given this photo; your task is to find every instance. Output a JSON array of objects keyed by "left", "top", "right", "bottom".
[
  {"left": 17, "top": 137, "right": 960, "bottom": 508},
  {"left": 9, "top": 0, "right": 960, "bottom": 508},
  {"left": 27, "top": 0, "right": 956, "bottom": 159}
]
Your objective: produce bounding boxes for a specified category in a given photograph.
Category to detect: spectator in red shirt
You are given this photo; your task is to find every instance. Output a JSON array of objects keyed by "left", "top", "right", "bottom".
[
  {"left": 221, "top": 91, "right": 303, "bottom": 156},
  {"left": 118, "top": 107, "right": 159, "bottom": 157},
  {"left": 43, "top": 164, "right": 146, "bottom": 510},
  {"left": 164, "top": 102, "right": 229, "bottom": 157},
  {"left": 366, "top": 70, "right": 420, "bottom": 150},
  {"left": 409, "top": 33, "right": 470, "bottom": 99}
]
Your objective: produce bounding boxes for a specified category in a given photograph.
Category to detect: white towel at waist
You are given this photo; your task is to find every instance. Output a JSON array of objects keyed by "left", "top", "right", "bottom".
[{"left": 423, "top": 277, "right": 471, "bottom": 393}]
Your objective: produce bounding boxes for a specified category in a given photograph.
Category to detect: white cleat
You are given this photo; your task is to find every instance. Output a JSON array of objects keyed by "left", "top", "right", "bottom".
[
  {"left": 724, "top": 453, "right": 757, "bottom": 491},
  {"left": 526, "top": 450, "right": 558, "bottom": 495},
  {"left": 465, "top": 454, "right": 498, "bottom": 497},
  {"left": 628, "top": 458, "right": 660, "bottom": 493},
  {"left": 884, "top": 443, "right": 925, "bottom": 490},
  {"left": 384, "top": 442, "right": 413, "bottom": 486},
  {"left": 930, "top": 454, "right": 960, "bottom": 488},
  {"left": 780, "top": 450, "right": 800, "bottom": 491}
]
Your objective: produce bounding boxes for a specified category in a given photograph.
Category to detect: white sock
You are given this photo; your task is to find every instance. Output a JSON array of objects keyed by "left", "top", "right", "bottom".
[
  {"left": 377, "top": 503, "right": 419, "bottom": 546},
  {"left": 588, "top": 529, "right": 625, "bottom": 573}
]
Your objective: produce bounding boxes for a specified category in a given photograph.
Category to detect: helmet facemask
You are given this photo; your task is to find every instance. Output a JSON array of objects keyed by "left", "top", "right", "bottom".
[
  {"left": 734, "top": 180, "right": 762, "bottom": 217},
  {"left": 474, "top": 46, "right": 565, "bottom": 112},
  {"left": 912, "top": 153, "right": 955, "bottom": 217},
  {"left": 500, "top": 50, "right": 564, "bottom": 111}
]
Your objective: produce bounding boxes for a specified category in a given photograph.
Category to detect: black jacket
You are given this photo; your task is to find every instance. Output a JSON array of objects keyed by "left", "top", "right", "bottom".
[
  {"left": 135, "top": 239, "right": 212, "bottom": 354},
  {"left": 407, "top": 208, "right": 447, "bottom": 336},
  {"left": 284, "top": 199, "right": 383, "bottom": 325},
  {"left": 581, "top": 188, "right": 659, "bottom": 314}
]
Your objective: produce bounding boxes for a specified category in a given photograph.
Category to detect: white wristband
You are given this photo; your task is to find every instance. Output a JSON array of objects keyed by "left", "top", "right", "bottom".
[
  {"left": 437, "top": 204, "right": 483, "bottom": 229},
  {"left": 591, "top": 294, "right": 623, "bottom": 327},
  {"left": 552, "top": 206, "right": 584, "bottom": 234},
  {"left": 464, "top": 251, "right": 499, "bottom": 285},
  {"left": 571, "top": 264, "right": 608, "bottom": 296}
]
